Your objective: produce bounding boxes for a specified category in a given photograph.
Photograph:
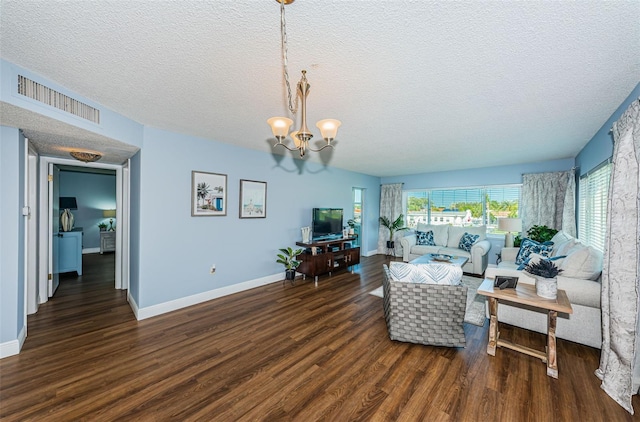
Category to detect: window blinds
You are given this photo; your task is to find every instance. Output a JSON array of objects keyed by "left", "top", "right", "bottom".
[{"left": 578, "top": 163, "right": 611, "bottom": 252}]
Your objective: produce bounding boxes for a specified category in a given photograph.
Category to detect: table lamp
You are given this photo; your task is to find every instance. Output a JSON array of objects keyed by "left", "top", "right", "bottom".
[
  {"left": 498, "top": 218, "right": 522, "bottom": 248},
  {"left": 59, "top": 197, "right": 78, "bottom": 232},
  {"left": 103, "top": 209, "right": 116, "bottom": 231}
]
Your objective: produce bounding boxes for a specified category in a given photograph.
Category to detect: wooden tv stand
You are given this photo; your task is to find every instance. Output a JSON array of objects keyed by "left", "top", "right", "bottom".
[{"left": 295, "top": 237, "right": 360, "bottom": 286}]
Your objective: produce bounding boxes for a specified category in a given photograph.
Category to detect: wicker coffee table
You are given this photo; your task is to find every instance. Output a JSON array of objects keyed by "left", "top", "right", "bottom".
[
  {"left": 410, "top": 253, "right": 469, "bottom": 267},
  {"left": 477, "top": 279, "right": 573, "bottom": 378}
]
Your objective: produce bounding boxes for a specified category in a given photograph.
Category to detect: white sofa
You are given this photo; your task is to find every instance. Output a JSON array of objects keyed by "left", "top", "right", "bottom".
[
  {"left": 400, "top": 223, "right": 491, "bottom": 276},
  {"left": 487, "top": 231, "right": 603, "bottom": 349}
]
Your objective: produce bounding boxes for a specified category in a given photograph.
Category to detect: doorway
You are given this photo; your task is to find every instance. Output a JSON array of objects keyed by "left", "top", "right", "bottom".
[
  {"left": 33, "top": 154, "right": 129, "bottom": 313},
  {"left": 352, "top": 187, "right": 364, "bottom": 249}
]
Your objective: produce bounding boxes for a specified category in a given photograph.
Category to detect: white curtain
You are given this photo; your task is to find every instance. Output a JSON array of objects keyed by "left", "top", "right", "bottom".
[
  {"left": 521, "top": 170, "right": 576, "bottom": 236},
  {"left": 596, "top": 98, "right": 640, "bottom": 415},
  {"left": 562, "top": 168, "right": 577, "bottom": 237},
  {"left": 378, "top": 183, "right": 403, "bottom": 255}
]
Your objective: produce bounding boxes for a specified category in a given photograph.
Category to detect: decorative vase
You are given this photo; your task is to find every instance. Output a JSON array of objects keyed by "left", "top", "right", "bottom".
[
  {"left": 535, "top": 276, "right": 558, "bottom": 299},
  {"left": 60, "top": 209, "right": 74, "bottom": 232},
  {"left": 301, "top": 226, "right": 311, "bottom": 243}
]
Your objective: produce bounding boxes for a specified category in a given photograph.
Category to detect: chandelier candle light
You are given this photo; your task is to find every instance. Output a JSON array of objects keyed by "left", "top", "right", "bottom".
[{"left": 267, "top": 0, "right": 341, "bottom": 157}]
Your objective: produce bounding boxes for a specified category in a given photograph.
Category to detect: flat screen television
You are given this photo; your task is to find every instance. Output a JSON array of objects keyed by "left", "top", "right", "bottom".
[{"left": 312, "top": 208, "right": 344, "bottom": 241}]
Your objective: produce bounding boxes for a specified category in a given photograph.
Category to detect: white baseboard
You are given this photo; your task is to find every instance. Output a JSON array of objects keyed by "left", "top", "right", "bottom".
[
  {"left": 364, "top": 249, "right": 379, "bottom": 257},
  {"left": 128, "top": 292, "right": 140, "bottom": 318},
  {"left": 134, "top": 273, "right": 284, "bottom": 321},
  {"left": 82, "top": 247, "right": 100, "bottom": 254},
  {"left": 0, "top": 324, "right": 26, "bottom": 359}
]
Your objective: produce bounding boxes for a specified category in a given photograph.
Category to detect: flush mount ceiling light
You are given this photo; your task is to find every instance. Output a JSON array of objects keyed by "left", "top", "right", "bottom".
[
  {"left": 70, "top": 151, "right": 102, "bottom": 162},
  {"left": 267, "top": 0, "right": 341, "bottom": 158}
]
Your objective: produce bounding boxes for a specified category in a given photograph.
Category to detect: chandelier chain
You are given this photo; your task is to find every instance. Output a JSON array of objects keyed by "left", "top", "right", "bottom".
[{"left": 280, "top": 0, "right": 298, "bottom": 116}]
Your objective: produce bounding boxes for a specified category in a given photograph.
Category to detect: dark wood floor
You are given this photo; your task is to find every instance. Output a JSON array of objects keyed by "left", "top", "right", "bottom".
[{"left": 1, "top": 253, "right": 638, "bottom": 421}]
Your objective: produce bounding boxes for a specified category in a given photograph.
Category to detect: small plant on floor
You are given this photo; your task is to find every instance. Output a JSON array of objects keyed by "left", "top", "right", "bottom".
[
  {"left": 379, "top": 214, "right": 408, "bottom": 248},
  {"left": 524, "top": 259, "right": 562, "bottom": 279},
  {"left": 277, "top": 247, "right": 304, "bottom": 284}
]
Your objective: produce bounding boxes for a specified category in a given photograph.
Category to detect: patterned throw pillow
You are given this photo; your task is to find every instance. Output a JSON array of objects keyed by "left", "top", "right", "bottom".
[
  {"left": 517, "top": 254, "right": 566, "bottom": 271},
  {"left": 458, "top": 232, "right": 480, "bottom": 252},
  {"left": 515, "top": 238, "right": 554, "bottom": 265},
  {"left": 416, "top": 230, "right": 436, "bottom": 246},
  {"left": 389, "top": 262, "right": 463, "bottom": 285}
]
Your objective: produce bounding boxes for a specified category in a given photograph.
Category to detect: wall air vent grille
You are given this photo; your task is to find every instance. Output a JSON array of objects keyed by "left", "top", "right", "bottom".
[{"left": 17, "top": 75, "right": 100, "bottom": 124}]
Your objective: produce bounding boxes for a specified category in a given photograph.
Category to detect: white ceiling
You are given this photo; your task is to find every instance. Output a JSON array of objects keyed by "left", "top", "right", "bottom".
[{"left": 1, "top": 0, "right": 638, "bottom": 176}]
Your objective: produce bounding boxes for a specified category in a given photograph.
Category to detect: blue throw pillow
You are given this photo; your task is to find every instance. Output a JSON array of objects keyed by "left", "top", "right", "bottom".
[
  {"left": 458, "top": 232, "right": 480, "bottom": 252},
  {"left": 515, "top": 238, "right": 554, "bottom": 265},
  {"left": 517, "top": 255, "right": 566, "bottom": 270},
  {"left": 416, "top": 230, "right": 435, "bottom": 246}
]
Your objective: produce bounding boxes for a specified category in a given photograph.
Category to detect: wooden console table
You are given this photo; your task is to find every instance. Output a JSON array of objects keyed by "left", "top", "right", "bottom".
[
  {"left": 295, "top": 237, "right": 360, "bottom": 286},
  {"left": 477, "top": 279, "right": 573, "bottom": 378}
]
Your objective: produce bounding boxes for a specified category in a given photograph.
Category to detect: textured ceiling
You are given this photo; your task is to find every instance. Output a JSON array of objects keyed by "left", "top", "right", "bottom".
[{"left": 1, "top": 0, "right": 638, "bottom": 176}]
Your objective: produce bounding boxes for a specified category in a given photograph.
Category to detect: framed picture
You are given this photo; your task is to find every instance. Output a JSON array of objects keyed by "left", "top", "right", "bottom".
[
  {"left": 191, "top": 171, "right": 227, "bottom": 216},
  {"left": 239, "top": 179, "right": 267, "bottom": 218}
]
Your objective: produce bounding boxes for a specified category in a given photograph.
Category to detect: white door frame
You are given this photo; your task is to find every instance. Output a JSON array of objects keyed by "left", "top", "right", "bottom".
[
  {"left": 36, "top": 156, "right": 129, "bottom": 306},
  {"left": 24, "top": 141, "right": 39, "bottom": 317}
]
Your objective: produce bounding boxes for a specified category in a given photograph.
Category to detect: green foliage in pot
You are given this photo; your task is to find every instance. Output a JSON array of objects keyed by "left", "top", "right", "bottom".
[
  {"left": 379, "top": 214, "right": 408, "bottom": 241},
  {"left": 98, "top": 222, "right": 108, "bottom": 231},
  {"left": 526, "top": 225, "right": 558, "bottom": 243},
  {"left": 524, "top": 259, "right": 563, "bottom": 278},
  {"left": 276, "top": 247, "right": 304, "bottom": 270},
  {"left": 513, "top": 234, "right": 522, "bottom": 248}
]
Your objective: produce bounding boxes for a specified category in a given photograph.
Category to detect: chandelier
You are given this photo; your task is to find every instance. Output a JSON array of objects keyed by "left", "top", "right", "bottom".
[{"left": 267, "top": 0, "right": 341, "bottom": 157}]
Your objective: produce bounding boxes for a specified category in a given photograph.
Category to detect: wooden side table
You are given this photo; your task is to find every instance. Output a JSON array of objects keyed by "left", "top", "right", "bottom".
[{"left": 477, "top": 279, "right": 573, "bottom": 378}]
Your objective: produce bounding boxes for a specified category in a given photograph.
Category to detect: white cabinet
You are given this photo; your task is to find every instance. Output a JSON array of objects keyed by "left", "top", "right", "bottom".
[{"left": 100, "top": 231, "right": 116, "bottom": 254}]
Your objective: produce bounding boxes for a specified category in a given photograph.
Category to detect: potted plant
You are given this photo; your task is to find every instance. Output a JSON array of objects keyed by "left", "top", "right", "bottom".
[
  {"left": 524, "top": 258, "right": 563, "bottom": 299},
  {"left": 347, "top": 218, "right": 356, "bottom": 235},
  {"left": 526, "top": 225, "right": 558, "bottom": 243},
  {"left": 276, "top": 246, "right": 304, "bottom": 284},
  {"left": 98, "top": 222, "right": 108, "bottom": 231},
  {"left": 379, "top": 214, "right": 408, "bottom": 249}
]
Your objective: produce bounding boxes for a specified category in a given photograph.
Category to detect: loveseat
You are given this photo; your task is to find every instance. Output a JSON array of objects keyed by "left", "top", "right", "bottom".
[
  {"left": 400, "top": 223, "right": 491, "bottom": 276},
  {"left": 487, "top": 231, "right": 603, "bottom": 348}
]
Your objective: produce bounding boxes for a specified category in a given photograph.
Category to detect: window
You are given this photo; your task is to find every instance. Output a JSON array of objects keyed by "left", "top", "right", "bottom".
[
  {"left": 578, "top": 162, "right": 611, "bottom": 252},
  {"left": 403, "top": 185, "right": 520, "bottom": 233}
]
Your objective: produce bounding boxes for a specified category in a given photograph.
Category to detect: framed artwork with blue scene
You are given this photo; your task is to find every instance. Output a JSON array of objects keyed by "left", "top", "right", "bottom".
[
  {"left": 239, "top": 179, "right": 267, "bottom": 218},
  {"left": 192, "top": 171, "right": 227, "bottom": 216}
]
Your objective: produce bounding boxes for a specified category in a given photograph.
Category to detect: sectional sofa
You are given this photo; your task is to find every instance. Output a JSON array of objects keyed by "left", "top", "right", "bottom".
[{"left": 486, "top": 231, "right": 603, "bottom": 348}]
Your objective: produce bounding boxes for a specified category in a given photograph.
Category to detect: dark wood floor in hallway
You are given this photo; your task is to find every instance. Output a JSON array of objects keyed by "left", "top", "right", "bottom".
[{"left": 1, "top": 253, "right": 637, "bottom": 421}]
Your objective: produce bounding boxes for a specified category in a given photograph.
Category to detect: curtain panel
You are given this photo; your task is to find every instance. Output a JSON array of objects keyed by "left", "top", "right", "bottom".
[
  {"left": 378, "top": 183, "right": 404, "bottom": 255},
  {"left": 596, "top": 98, "right": 640, "bottom": 415},
  {"left": 521, "top": 169, "right": 576, "bottom": 235}
]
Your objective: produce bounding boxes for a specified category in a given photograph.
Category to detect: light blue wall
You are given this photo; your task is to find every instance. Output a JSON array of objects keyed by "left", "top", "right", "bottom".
[
  {"left": 381, "top": 158, "right": 575, "bottom": 188},
  {"left": 575, "top": 82, "right": 640, "bottom": 176},
  {"left": 128, "top": 151, "right": 141, "bottom": 305},
  {"left": 0, "top": 126, "right": 26, "bottom": 344},
  {"left": 1, "top": 59, "right": 144, "bottom": 149},
  {"left": 135, "top": 127, "right": 380, "bottom": 308},
  {"left": 59, "top": 170, "right": 117, "bottom": 249}
]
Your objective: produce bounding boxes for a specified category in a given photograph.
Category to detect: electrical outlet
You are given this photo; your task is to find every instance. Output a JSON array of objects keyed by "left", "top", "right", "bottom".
[{"left": 210, "top": 264, "right": 216, "bottom": 274}]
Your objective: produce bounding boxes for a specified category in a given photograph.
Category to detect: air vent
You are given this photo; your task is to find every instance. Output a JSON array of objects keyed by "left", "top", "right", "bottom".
[{"left": 17, "top": 75, "right": 100, "bottom": 124}]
